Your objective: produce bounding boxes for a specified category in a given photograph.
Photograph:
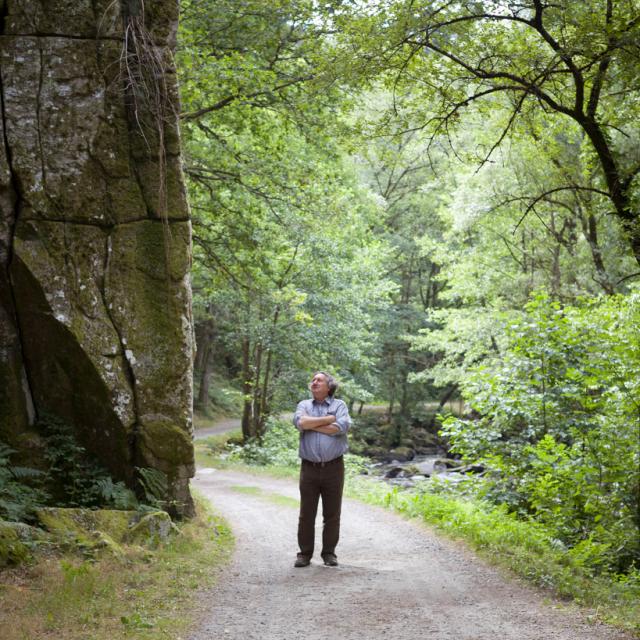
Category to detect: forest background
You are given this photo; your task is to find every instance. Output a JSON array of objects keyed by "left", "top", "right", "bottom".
[
  {"left": 181, "top": 0, "right": 640, "bottom": 594},
  {"left": 1, "top": 2, "right": 638, "bottom": 637}
]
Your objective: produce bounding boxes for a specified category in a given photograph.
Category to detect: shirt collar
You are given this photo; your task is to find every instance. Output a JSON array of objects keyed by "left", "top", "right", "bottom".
[{"left": 312, "top": 395, "right": 332, "bottom": 406}]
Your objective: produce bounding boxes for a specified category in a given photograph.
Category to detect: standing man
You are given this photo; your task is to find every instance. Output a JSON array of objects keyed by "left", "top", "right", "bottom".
[{"left": 293, "top": 371, "right": 351, "bottom": 568}]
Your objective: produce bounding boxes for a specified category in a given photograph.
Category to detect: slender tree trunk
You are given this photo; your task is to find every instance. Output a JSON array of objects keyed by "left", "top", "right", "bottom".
[
  {"left": 429, "top": 383, "right": 458, "bottom": 428},
  {"left": 251, "top": 341, "right": 263, "bottom": 438},
  {"left": 241, "top": 336, "right": 252, "bottom": 441},
  {"left": 550, "top": 212, "right": 562, "bottom": 298},
  {"left": 195, "top": 341, "right": 213, "bottom": 411},
  {"left": 581, "top": 210, "right": 614, "bottom": 294},
  {"left": 258, "top": 306, "right": 280, "bottom": 434},
  {"left": 258, "top": 347, "right": 272, "bottom": 435},
  {"left": 399, "top": 368, "right": 409, "bottom": 417}
]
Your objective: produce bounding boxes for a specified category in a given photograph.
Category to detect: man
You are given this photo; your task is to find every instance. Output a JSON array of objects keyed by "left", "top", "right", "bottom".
[{"left": 293, "top": 371, "right": 351, "bottom": 568}]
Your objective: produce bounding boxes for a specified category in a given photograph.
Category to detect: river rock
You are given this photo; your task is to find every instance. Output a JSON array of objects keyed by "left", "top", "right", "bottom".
[
  {"left": 362, "top": 446, "right": 388, "bottom": 459},
  {"left": 388, "top": 446, "right": 415, "bottom": 462},
  {"left": 412, "top": 428, "right": 440, "bottom": 447}
]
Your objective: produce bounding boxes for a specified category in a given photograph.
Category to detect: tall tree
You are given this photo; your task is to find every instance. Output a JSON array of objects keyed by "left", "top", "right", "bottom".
[{"left": 178, "top": 1, "right": 393, "bottom": 438}]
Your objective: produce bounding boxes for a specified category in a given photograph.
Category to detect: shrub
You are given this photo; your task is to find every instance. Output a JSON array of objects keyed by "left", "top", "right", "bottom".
[{"left": 441, "top": 293, "right": 640, "bottom": 574}]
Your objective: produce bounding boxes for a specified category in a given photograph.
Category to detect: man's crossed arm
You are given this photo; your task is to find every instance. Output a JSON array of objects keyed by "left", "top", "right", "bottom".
[{"left": 298, "top": 414, "right": 340, "bottom": 435}]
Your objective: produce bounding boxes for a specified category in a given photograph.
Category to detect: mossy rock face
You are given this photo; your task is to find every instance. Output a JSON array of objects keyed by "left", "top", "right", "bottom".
[
  {"left": 106, "top": 221, "right": 195, "bottom": 514},
  {"left": 36, "top": 507, "right": 136, "bottom": 546},
  {"left": 0, "top": 521, "right": 31, "bottom": 567},
  {"left": 89, "top": 530, "right": 124, "bottom": 557},
  {"left": 126, "top": 511, "right": 179, "bottom": 548},
  {"left": 3, "top": 521, "right": 50, "bottom": 543},
  {"left": 3, "top": 1, "right": 122, "bottom": 38},
  {"left": 0, "top": 0, "right": 194, "bottom": 516},
  {"left": 34, "top": 507, "right": 178, "bottom": 552}
]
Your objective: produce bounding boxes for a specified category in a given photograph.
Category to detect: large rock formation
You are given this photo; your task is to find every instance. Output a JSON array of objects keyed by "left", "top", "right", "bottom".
[{"left": 0, "top": 1, "right": 195, "bottom": 515}]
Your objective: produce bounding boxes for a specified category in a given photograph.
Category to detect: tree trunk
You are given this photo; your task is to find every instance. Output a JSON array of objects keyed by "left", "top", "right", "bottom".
[
  {"left": 581, "top": 211, "right": 614, "bottom": 294},
  {"left": 195, "top": 341, "right": 214, "bottom": 411},
  {"left": 241, "top": 336, "right": 253, "bottom": 440}
]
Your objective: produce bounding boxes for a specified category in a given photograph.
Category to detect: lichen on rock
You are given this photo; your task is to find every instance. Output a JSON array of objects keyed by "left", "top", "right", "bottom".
[
  {"left": 0, "top": 0, "right": 195, "bottom": 516},
  {"left": 126, "top": 511, "right": 180, "bottom": 548}
]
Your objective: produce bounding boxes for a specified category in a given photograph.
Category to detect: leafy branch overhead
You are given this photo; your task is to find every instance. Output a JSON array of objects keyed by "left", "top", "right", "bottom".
[{"left": 334, "top": 0, "right": 640, "bottom": 263}]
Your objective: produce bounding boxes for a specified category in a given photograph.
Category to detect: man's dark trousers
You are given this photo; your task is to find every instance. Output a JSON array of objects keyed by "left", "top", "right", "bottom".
[{"left": 298, "top": 456, "right": 345, "bottom": 559}]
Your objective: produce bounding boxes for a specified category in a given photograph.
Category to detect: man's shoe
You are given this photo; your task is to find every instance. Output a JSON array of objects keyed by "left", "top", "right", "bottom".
[
  {"left": 294, "top": 555, "right": 311, "bottom": 568},
  {"left": 322, "top": 553, "right": 338, "bottom": 567}
]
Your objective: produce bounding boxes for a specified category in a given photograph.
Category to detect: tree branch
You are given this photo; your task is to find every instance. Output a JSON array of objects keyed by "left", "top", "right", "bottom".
[{"left": 181, "top": 75, "right": 314, "bottom": 121}]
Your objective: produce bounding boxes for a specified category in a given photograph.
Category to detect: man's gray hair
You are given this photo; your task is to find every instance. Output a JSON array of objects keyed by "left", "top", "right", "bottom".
[{"left": 315, "top": 371, "right": 338, "bottom": 397}]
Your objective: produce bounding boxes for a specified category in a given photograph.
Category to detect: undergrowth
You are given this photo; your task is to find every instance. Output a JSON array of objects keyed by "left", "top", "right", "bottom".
[
  {"left": 0, "top": 492, "right": 233, "bottom": 640},
  {"left": 0, "top": 413, "right": 175, "bottom": 524}
]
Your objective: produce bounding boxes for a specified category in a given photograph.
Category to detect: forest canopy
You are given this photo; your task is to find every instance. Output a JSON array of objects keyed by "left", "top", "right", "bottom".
[{"left": 177, "top": 0, "right": 640, "bottom": 579}]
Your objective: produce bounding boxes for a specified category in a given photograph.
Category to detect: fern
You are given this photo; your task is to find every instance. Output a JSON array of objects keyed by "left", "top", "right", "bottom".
[
  {"left": 96, "top": 477, "right": 139, "bottom": 510},
  {"left": 0, "top": 441, "right": 48, "bottom": 522},
  {"left": 135, "top": 467, "right": 168, "bottom": 507}
]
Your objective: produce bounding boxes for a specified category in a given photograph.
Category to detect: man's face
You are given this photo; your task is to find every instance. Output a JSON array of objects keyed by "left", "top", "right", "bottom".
[{"left": 310, "top": 373, "right": 330, "bottom": 400}]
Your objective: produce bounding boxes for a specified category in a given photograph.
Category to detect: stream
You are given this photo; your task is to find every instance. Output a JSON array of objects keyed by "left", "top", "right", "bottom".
[{"left": 365, "top": 453, "right": 475, "bottom": 489}]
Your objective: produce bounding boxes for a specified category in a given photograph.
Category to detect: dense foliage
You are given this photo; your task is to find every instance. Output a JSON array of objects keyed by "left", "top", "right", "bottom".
[
  {"left": 177, "top": 0, "right": 640, "bottom": 585},
  {"left": 0, "top": 415, "right": 173, "bottom": 522},
  {"left": 178, "top": 0, "right": 394, "bottom": 438},
  {"left": 442, "top": 294, "right": 640, "bottom": 574}
]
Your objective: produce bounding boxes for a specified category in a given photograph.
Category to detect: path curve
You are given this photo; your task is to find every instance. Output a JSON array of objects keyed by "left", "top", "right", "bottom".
[
  {"left": 194, "top": 413, "right": 294, "bottom": 440},
  {"left": 189, "top": 468, "right": 633, "bottom": 640},
  {"left": 194, "top": 417, "right": 242, "bottom": 440}
]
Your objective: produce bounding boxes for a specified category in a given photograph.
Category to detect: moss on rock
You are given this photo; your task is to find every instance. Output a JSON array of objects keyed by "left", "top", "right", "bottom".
[
  {"left": 34, "top": 507, "right": 180, "bottom": 553},
  {"left": 0, "top": 521, "right": 31, "bottom": 566},
  {"left": 126, "top": 511, "right": 180, "bottom": 548},
  {"left": 36, "top": 507, "right": 136, "bottom": 546}
]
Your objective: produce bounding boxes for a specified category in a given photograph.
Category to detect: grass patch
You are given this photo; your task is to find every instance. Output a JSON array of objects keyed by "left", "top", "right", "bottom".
[
  {"left": 267, "top": 494, "right": 299, "bottom": 508},
  {"left": 229, "top": 485, "right": 262, "bottom": 495},
  {"left": 195, "top": 441, "right": 297, "bottom": 480},
  {"left": 0, "top": 492, "right": 234, "bottom": 640}
]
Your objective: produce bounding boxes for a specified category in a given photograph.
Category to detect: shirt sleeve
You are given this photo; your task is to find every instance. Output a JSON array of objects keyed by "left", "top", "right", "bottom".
[
  {"left": 331, "top": 400, "right": 351, "bottom": 436},
  {"left": 293, "top": 400, "right": 307, "bottom": 432}
]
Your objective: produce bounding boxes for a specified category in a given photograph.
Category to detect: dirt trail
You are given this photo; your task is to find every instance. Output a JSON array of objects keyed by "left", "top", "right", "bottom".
[
  {"left": 194, "top": 414, "right": 294, "bottom": 440},
  {"left": 189, "top": 468, "right": 633, "bottom": 640},
  {"left": 194, "top": 418, "right": 243, "bottom": 440}
]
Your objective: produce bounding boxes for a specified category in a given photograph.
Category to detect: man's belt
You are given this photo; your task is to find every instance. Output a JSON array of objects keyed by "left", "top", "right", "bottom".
[{"left": 301, "top": 455, "right": 344, "bottom": 468}]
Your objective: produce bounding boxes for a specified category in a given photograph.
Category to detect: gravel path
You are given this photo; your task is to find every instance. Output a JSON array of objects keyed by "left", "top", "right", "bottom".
[
  {"left": 189, "top": 468, "right": 634, "bottom": 640},
  {"left": 193, "top": 418, "right": 243, "bottom": 440},
  {"left": 194, "top": 414, "right": 293, "bottom": 440}
]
